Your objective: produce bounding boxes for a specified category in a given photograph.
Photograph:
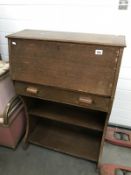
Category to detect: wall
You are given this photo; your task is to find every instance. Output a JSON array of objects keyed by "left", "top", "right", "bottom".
[{"left": 0, "top": 0, "right": 131, "bottom": 127}]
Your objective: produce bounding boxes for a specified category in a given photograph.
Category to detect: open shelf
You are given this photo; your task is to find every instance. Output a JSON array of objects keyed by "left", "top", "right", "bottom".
[
  {"left": 29, "top": 120, "right": 102, "bottom": 162},
  {"left": 29, "top": 100, "right": 106, "bottom": 132}
]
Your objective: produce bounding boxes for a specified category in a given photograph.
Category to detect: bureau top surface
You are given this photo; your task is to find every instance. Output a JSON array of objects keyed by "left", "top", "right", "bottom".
[{"left": 7, "top": 29, "right": 126, "bottom": 47}]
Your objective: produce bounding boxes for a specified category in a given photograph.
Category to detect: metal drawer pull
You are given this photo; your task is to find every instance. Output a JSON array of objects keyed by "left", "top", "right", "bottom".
[
  {"left": 79, "top": 96, "right": 93, "bottom": 105},
  {"left": 26, "top": 87, "right": 38, "bottom": 95}
]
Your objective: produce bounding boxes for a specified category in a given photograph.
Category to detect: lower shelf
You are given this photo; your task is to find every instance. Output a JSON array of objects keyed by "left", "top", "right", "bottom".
[{"left": 29, "top": 120, "right": 102, "bottom": 162}]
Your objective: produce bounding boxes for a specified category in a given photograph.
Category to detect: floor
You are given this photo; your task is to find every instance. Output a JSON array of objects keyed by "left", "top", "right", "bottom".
[{"left": 0, "top": 141, "right": 131, "bottom": 175}]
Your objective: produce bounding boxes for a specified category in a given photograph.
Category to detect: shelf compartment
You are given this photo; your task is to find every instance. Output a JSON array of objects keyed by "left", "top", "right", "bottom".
[
  {"left": 29, "top": 100, "right": 106, "bottom": 132},
  {"left": 29, "top": 120, "right": 102, "bottom": 162}
]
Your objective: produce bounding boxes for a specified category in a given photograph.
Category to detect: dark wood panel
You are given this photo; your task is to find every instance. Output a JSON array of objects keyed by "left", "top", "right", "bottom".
[
  {"left": 29, "top": 100, "right": 106, "bottom": 132},
  {"left": 10, "top": 39, "right": 118, "bottom": 96},
  {"left": 10, "top": 39, "right": 118, "bottom": 68},
  {"left": 14, "top": 81, "right": 110, "bottom": 112},
  {"left": 29, "top": 120, "right": 102, "bottom": 162}
]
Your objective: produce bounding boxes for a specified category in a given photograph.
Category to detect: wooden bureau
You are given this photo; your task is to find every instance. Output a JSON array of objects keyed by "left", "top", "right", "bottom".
[{"left": 7, "top": 30, "right": 126, "bottom": 165}]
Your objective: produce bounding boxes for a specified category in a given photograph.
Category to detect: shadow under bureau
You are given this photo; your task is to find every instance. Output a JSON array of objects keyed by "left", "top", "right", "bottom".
[{"left": 7, "top": 30, "right": 126, "bottom": 165}]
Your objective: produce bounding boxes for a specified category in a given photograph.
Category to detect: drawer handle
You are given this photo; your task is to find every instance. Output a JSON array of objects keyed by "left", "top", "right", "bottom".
[
  {"left": 26, "top": 87, "right": 38, "bottom": 95},
  {"left": 79, "top": 96, "right": 93, "bottom": 105}
]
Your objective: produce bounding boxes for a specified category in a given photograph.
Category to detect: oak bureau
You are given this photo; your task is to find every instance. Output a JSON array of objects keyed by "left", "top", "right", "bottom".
[{"left": 7, "top": 30, "right": 126, "bottom": 165}]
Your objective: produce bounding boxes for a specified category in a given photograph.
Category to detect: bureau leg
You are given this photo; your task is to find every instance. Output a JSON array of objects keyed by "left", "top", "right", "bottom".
[
  {"left": 95, "top": 166, "right": 100, "bottom": 174},
  {"left": 22, "top": 123, "right": 30, "bottom": 150},
  {"left": 20, "top": 96, "right": 30, "bottom": 150},
  {"left": 23, "top": 141, "right": 29, "bottom": 150}
]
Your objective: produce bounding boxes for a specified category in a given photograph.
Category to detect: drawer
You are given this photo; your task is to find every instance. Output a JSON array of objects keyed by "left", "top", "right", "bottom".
[{"left": 14, "top": 81, "right": 110, "bottom": 112}]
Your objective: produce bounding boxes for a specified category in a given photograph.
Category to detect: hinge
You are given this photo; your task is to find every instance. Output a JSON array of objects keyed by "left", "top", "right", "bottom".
[
  {"left": 115, "top": 57, "right": 118, "bottom": 63},
  {"left": 109, "top": 83, "right": 113, "bottom": 89},
  {"left": 116, "top": 50, "right": 120, "bottom": 57}
]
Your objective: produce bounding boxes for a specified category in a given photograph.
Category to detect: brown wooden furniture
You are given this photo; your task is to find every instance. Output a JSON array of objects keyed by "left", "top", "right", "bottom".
[{"left": 7, "top": 30, "right": 126, "bottom": 165}]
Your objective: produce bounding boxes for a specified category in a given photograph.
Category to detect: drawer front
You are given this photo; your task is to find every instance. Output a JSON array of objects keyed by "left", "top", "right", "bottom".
[
  {"left": 9, "top": 39, "right": 119, "bottom": 97},
  {"left": 14, "top": 81, "right": 110, "bottom": 112}
]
